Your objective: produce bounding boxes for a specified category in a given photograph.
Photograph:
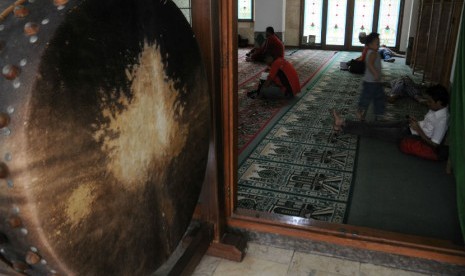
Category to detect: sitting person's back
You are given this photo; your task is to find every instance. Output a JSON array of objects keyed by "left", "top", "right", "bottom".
[
  {"left": 357, "top": 46, "right": 369, "bottom": 62},
  {"left": 269, "top": 57, "right": 300, "bottom": 97},
  {"left": 346, "top": 32, "right": 367, "bottom": 73},
  {"left": 249, "top": 56, "right": 299, "bottom": 99},
  {"left": 265, "top": 32, "right": 285, "bottom": 60},
  {"left": 356, "top": 32, "right": 368, "bottom": 62}
]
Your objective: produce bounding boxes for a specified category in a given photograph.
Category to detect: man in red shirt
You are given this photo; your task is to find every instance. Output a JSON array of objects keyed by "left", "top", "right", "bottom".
[
  {"left": 248, "top": 56, "right": 300, "bottom": 99},
  {"left": 246, "top": 26, "right": 284, "bottom": 62}
]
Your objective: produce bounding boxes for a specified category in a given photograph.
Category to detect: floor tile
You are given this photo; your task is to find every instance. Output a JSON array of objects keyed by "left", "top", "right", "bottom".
[
  {"left": 296, "top": 269, "right": 348, "bottom": 276},
  {"left": 246, "top": 242, "right": 294, "bottom": 264},
  {"left": 287, "top": 251, "right": 360, "bottom": 276},
  {"left": 192, "top": 256, "right": 222, "bottom": 276},
  {"left": 359, "top": 263, "right": 430, "bottom": 276},
  {"left": 212, "top": 253, "right": 289, "bottom": 276}
]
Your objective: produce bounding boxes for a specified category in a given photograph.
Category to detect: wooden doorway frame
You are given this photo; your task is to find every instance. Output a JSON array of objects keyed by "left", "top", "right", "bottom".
[{"left": 203, "top": 0, "right": 465, "bottom": 266}]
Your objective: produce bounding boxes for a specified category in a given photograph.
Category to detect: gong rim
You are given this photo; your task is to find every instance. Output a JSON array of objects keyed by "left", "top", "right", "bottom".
[{"left": 0, "top": 0, "right": 210, "bottom": 275}]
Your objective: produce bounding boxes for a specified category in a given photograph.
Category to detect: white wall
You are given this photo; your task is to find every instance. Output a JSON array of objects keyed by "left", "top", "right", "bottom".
[
  {"left": 399, "top": 0, "right": 420, "bottom": 52},
  {"left": 285, "top": 0, "right": 301, "bottom": 46},
  {"left": 451, "top": 4, "right": 464, "bottom": 83},
  {"left": 399, "top": 0, "right": 413, "bottom": 52},
  {"left": 407, "top": 0, "right": 421, "bottom": 38},
  {"left": 238, "top": 22, "right": 255, "bottom": 44},
  {"left": 254, "top": 0, "right": 286, "bottom": 33}
]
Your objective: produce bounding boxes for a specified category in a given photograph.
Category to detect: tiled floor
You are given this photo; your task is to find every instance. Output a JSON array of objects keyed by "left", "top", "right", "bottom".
[{"left": 192, "top": 243, "right": 431, "bottom": 276}]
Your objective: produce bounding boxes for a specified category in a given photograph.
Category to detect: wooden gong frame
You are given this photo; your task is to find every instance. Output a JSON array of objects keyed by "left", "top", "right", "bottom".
[{"left": 190, "top": 0, "right": 465, "bottom": 267}]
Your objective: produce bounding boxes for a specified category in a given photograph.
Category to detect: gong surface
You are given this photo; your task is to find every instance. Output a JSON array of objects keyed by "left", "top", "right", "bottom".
[{"left": 0, "top": 0, "right": 210, "bottom": 275}]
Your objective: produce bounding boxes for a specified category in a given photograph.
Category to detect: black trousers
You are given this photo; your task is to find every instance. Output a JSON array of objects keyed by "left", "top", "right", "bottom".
[{"left": 342, "top": 119, "right": 410, "bottom": 143}]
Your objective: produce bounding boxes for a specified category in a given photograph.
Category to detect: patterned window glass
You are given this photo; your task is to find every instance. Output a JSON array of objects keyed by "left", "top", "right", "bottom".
[
  {"left": 238, "top": 0, "right": 253, "bottom": 21},
  {"left": 377, "top": 0, "right": 401, "bottom": 47},
  {"left": 172, "top": 0, "right": 192, "bottom": 24},
  {"left": 352, "top": 0, "right": 375, "bottom": 46},
  {"left": 303, "top": 0, "right": 324, "bottom": 44},
  {"left": 326, "top": 0, "right": 348, "bottom": 45}
]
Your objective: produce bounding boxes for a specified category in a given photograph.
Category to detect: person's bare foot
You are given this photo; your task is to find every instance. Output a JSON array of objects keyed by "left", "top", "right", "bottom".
[
  {"left": 414, "top": 95, "right": 428, "bottom": 104},
  {"left": 331, "top": 109, "right": 344, "bottom": 132},
  {"left": 387, "top": 95, "right": 398, "bottom": 103},
  {"left": 356, "top": 109, "right": 366, "bottom": 121}
]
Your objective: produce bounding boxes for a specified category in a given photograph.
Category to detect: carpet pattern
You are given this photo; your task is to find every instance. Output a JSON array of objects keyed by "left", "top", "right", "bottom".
[
  {"left": 238, "top": 48, "right": 266, "bottom": 86},
  {"left": 238, "top": 49, "right": 336, "bottom": 152},
  {"left": 238, "top": 51, "right": 427, "bottom": 223}
]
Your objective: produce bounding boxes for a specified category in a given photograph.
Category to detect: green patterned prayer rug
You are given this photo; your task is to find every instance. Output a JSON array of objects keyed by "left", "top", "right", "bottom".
[{"left": 238, "top": 51, "right": 427, "bottom": 223}]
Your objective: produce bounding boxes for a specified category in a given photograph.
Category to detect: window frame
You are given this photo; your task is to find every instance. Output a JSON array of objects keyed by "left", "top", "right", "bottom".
[
  {"left": 300, "top": 0, "right": 404, "bottom": 50},
  {"left": 377, "top": 0, "right": 403, "bottom": 47},
  {"left": 238, "top": 0, "right": 254, "bottom": 22}
]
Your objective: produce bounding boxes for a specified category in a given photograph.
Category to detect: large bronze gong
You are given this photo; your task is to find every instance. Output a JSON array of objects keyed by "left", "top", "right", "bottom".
[{"left": 0, "top": 0, "right": 210, "bottom": 275}]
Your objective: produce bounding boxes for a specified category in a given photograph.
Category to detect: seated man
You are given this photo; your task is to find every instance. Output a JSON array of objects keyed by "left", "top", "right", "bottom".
[
  {"left": 247, "top": 56, "right": 300, "bottom": 99},
  {"left": 378, "top": 44, "right": 405, "bottom": 62},
  {"left": 345, "top": 32, "right": 367, "bottom": 74},
  {"left": 332, "top": 84, "right": 449, "bottom": 160},
  {"left": 355, "top": 32, "right": 368, "bottom": 62},
  {"left": 246, "top": 26, "right": 284, "bottom": 62}
]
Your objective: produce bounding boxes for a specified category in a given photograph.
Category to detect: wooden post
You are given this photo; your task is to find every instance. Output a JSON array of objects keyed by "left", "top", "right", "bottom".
[
  {"left": 168, "top": 224, "right": 213, "bottom": 276},
  {"left": 192, "top": 0, "right": 246, "bottom": 262}
]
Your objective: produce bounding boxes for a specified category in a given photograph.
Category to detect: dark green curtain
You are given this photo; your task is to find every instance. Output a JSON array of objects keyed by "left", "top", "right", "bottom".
[{"left": 451, "top": 8, "right": 465, "bottom": 241}]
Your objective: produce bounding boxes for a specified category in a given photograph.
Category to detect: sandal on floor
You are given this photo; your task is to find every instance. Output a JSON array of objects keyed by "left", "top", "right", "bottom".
[{"left": 247, "top": 90, "right": 259, "bottom": 99}]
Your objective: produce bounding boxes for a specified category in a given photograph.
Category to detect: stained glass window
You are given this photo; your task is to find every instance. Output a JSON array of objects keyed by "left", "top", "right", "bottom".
[
  {"left": 238, "top": 0, "right": 253, "bottom": 21},
  {"left": 326, "top": 0, "right": 348, "bottom": 45},
  {"left": 352, "top": 0, "right": 375, "bottom": 46},
  {"left": 303, "top": 0, "right": 324, "bottom": 44},
  {"left": 377, "top": 0, "right": 401, "bottom": 47},
  {"left": 301, "top": 0, "right": 402, "bottom": 48}
]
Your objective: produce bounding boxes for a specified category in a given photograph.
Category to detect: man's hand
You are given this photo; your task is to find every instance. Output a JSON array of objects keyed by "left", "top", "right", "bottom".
[
  {"left": 409, "top": 120, "right": 421, "bottom": 132},
  {"left": 408, "top": 116, "right": 420, "bottom": 131},
  {"left": 408, "top": 115, "right": 438, "bottom": 147}
]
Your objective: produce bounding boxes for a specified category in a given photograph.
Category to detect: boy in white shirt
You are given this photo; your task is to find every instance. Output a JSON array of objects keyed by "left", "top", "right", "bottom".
[{"left": 332, "top": 85, "right": 449, "bottom": 159}]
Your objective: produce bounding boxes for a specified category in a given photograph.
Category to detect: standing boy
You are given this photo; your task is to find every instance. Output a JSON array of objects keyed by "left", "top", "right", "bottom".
[{"left": 358, "top": 32, "right": 384, "bottom": 121}]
